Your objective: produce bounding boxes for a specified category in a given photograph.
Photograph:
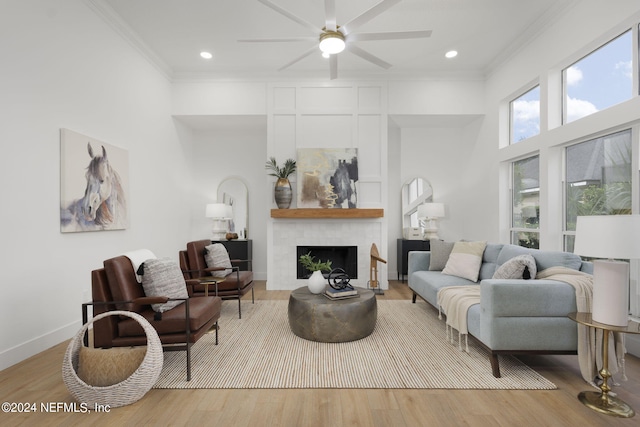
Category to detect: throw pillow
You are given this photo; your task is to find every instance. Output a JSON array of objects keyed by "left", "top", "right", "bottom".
[
  {"left": 442, "top": 241, "right": 487, "bottom": 282},
  {"left": 205, "top": 243, "right": 232, "bottom": 278},
  {"left": 429, "top": 240, "right": 455, "bottom": 271},
  {"left": 140, "top": 257, "right": 188, "bottom": 312},
  {"left": 492, "top": 254, "right": 537, "bottom": 280},
  {"left": 77, "top": 346, "right": 147, "bottom": 387}
]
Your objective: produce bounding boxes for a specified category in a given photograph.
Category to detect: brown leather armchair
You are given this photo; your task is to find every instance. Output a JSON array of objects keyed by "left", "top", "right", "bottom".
[
  {"left": 179, "top": 239, "right": 254, "bottom": 319},
  {"left": 87, "top": 255, "right": 222, "bottom": 381}
]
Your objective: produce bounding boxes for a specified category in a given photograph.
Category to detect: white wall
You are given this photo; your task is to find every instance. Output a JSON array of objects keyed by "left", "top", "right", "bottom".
[
  {"left": 186, "top": 120, "right": 268, "bottom": 279},
  {"left": 399, "top": 123, "right": 484, "bottom": 242},
  {"left": 0, "top": 0, "right": 194, "bottom": 370}
]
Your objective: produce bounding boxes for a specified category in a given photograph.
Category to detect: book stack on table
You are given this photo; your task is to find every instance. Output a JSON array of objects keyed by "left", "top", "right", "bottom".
[{"left": 324, "top": 286, "right": 359, "bottom": 300}]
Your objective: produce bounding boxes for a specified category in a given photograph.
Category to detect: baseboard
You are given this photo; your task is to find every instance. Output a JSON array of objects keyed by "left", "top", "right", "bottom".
[{"left": 0, "top": 320, "right": 80, "bottom": 371}]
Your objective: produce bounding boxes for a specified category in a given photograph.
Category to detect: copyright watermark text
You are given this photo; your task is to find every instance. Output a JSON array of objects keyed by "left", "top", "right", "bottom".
[{"left": 2, "top": 401, "right": 110, "bottom": 413}]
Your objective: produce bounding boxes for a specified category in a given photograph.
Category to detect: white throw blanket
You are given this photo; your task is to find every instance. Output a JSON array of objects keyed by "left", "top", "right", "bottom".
[
  {"left": 437, "top": 286, "right": 481, "bottom": 352},
  {"left": 121, "top": 249, "right": 157, "bottom": 283},
  {"left": 536, "top": 267, "right": 626, "bottom": 387}
]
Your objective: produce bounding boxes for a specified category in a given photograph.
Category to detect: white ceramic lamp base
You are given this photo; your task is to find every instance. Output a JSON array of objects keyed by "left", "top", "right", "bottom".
[{"left": 592, "top": 259, "right": 629, "bottom": 327}]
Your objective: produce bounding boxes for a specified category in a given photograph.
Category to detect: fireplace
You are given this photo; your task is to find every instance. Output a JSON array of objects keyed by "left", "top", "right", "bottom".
[{"left": 296, "top": 246, "right": 358, "bottom": 279}]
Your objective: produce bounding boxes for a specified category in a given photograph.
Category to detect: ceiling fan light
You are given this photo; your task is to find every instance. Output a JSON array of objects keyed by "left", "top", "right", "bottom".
[{"left": 319, "top": 31, "right": 345, "bottom": 55}]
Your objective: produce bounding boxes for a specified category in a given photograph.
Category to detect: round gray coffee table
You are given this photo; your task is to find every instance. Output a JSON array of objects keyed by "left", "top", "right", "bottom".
[{"left": 288, "top": 286, "right": 377, "bottom": 343}]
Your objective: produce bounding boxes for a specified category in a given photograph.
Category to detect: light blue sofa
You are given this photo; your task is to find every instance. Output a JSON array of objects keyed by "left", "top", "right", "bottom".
[{"left": 408, "top": 243, "right": 593, "bottom": 377}]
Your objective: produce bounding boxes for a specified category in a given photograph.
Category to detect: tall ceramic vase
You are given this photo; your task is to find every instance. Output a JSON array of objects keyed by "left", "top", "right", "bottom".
[
  {"left": 274, "top": 178, "right": 292, "bottom": 209},
  {"left": 307, "top": 270, "right": 325, "bottom": 294}
]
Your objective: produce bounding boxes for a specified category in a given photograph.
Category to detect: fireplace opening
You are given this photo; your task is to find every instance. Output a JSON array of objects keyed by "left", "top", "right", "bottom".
[{"left": 296, "top": 246, "right": 357, "bottom": 279}]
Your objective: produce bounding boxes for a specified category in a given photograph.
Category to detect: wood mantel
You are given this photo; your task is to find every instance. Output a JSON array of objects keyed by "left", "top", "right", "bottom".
[{"left": 270, "top": 208, "right": 384, "bottom": 219}]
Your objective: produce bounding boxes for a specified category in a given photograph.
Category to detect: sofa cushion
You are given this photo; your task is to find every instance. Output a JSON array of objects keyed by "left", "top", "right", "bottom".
[
  {"left": 496, "top": 244, "right": 583, "bottom": 272},
  {"left": 410, "top": 270, "right": 478, "bottom": 307},
  {"left": 478, "top": 243, "right": 504, "bottom": 280},
  {"left": 140, "top": 258, "right": 189, "bottom": 313},
  {"left": 205, "top": 243, "right": 232, "bottom": 278},
  {"left": 429, "top": 240, "right": 455, "bottom": 271},
  {"left": 442, "top": 241, "right": 487, "bottom": 282},
  {"left": 492, "top": 254, "right": 537, "bottom": 279}
]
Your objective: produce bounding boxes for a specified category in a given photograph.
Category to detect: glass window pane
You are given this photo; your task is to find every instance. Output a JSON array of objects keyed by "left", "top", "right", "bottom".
[
  {"left": 564, "top": 31, "right": 632, "bottom": 123},
  {"left": 511, "top": 231, "right": 540, "bottom": 249},
  {"left": 513, "top": 156, "right": 540, "bottom": 228},
  {"left": 565, "top": 129, "right": 632, "bottom": 232},
  {"left": 510, "top": 86, "right": 540, "bottom": 144}
]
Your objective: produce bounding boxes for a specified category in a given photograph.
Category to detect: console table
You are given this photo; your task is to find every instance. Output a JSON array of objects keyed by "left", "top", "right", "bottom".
[
  {"left": 212, "top": 239, "right": 252, "bottom": 271},
  {"left": 397, "top": 239, "right": 430, "bottom": 282}
]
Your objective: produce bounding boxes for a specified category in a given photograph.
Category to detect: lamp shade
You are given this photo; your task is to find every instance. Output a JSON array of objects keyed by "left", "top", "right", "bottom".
[
  {"left": 574, "top": 215, "right": 640, "bottom": 259},
  {"left": 417, "top": 203, "right": 445, "bottom": 219},
  {"left": 574, "top": 215, "right": 640, "bottom": 326},
  {"left": 205, "top": 203, "right": 230, "bottom": 219}
]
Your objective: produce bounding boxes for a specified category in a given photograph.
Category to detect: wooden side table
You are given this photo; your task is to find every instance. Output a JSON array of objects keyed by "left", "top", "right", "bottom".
[{"left": 568, "top": 312, "right": 640, "bottom": 418}]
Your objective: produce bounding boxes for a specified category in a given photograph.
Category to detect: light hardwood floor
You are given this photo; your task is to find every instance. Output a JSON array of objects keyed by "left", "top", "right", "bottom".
[{"left": 1, "top": 281, "right": 639, "bottom": 427}]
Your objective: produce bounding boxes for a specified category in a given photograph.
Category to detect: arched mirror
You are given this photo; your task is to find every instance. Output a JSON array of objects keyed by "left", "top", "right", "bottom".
[
  {"left": 217, "top": 177, "right": 248, "bottom": 239},
  {"left": 401, "top": 177, "right": 433, "bottom": 231}
]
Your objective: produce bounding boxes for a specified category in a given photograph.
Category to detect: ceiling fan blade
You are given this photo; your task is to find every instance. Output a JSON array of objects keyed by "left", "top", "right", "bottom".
[
  {"left": 329, "top": 54, "right": 338, "bottom": 80},
  {"left": 347, "top": 45, "right": 392, "bottom": 69},
  {"left": 348, "top": 30, "right": 432, "bottom": 42},
  {"left": 257, "top": 0, "right": 319, "bottom": 35},
  {"left": 277, "top": 46, "right": 319, "bottom": 71},
  {"left": 325, "top": 0, "right": 337, "bottom": 32},
  {"left": 238, "top": 37, "right": 316, "bottom": 43},
  {"left": 340, "top": 0, "right": 401, "bottom": 35}
]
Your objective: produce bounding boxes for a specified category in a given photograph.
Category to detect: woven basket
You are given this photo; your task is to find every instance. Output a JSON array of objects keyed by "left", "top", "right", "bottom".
[{"left": 62, "top": 310, "right": 163, "bottom": 408}]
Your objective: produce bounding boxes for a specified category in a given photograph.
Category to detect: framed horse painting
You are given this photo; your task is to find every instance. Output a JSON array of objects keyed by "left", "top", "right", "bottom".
[{"left": 60, "top": 129, "right": 129, "bottom": 232}]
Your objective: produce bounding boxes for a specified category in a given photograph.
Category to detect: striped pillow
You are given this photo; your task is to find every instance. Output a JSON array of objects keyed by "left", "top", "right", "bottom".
[
  {"left": 442, "top": 241, "right": 487, "bottom": 282},
  {"left": 140, "top": 257, "right": 188, "bottom": 312}
]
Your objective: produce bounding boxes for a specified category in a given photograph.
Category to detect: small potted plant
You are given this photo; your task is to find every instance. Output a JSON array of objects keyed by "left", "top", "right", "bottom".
[
  {"left": 265, "top": 157, "right": 296, "bottom": 209},
  {"left": 298, "top": 252, "right": 332, "bottom": 294}
]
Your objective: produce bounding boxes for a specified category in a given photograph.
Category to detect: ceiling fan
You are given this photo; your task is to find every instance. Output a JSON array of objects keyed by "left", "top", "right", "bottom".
[{"left": 238, "top": 0, "right": 432, "bottom": 80}]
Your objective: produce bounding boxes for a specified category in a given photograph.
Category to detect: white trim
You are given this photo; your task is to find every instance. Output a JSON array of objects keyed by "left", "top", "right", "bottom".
[{"left": 0, "top": 320, "right": 80, "bottom": 371}]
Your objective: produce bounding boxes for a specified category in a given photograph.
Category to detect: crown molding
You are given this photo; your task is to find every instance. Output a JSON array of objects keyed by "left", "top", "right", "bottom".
[
  {"left": 84, "top": 0, "right": 174, "bottom": 81},
  {"left": 484, "top": 0, "right": 580, "bottom": 78}
]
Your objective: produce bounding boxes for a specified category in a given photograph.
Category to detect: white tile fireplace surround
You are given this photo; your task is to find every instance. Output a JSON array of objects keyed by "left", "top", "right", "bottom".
[{"left": 268, "top": 219, "right": 387, "bottom": 291}]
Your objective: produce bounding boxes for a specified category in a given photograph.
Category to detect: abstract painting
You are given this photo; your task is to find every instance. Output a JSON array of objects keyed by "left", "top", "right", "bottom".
[
  {"left": 297, "top": 148, "right": 358, "bottom": 208},
  {"left": 60, "top": 129, "right": 129, "bottom": 232}
]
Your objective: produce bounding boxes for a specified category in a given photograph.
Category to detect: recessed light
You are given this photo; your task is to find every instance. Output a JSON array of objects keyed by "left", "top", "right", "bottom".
[
  {"left": 445, "top": 50, "right": 458, "bottom": 59},
  {"left": 200, "top": 51, "right": 213, "bottom": 59}
]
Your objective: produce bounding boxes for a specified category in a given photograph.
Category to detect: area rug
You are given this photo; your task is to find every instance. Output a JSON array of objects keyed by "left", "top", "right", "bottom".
[{"left": 153, "top": 300, "right": 556, "bottom": 390}]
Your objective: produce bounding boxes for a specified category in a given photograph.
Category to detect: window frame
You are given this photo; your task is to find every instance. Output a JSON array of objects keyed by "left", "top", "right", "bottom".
[{"left": 510, "top": 155, "right": 540, "bottom": 249}]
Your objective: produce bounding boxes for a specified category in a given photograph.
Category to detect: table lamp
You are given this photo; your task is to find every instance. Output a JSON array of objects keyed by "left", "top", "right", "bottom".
[
  {"left": 206, "top": 203, "right": 232, "bottom": 240},
  {"left": 573, "top": 215, "right": 640, "bottom": 326},
  {"left": 418, "top": 203, "right": 445, "bottom": 240}
]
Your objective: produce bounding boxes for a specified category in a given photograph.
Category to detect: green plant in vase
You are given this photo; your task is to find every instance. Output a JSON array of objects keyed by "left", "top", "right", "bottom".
[
  {"left": 298, "top": 252, "right": 332, "bottom": 294},
  {"left": 265, "top": 157, "right": 296, "bottom": 209}
]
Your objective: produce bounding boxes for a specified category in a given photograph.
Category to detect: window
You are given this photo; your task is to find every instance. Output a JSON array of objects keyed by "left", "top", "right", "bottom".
[
  {"left": 563, "top": 30, "right": 632, "bottom": 124},
  {"left": 563, "top": 129, "right": 632, "bottom": 252},
  {"left": 512, "top": 156, "right": 540, "bottom": 248},
  {"left": 510, "top": 86, "right": 540, "bottom": 144}
]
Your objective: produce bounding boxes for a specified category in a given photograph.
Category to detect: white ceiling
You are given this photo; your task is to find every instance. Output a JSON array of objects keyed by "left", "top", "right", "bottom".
[{"left": 90, "top": 0, "right": 576, "bottom": 81}]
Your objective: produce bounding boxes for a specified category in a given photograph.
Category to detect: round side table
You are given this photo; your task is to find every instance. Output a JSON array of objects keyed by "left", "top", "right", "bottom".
[
  {"left": 569, "top": 312, "right": 640, "bottom": 418},
  {"left": 288, "top": 286, "right": 377, "bottom": 343}
]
